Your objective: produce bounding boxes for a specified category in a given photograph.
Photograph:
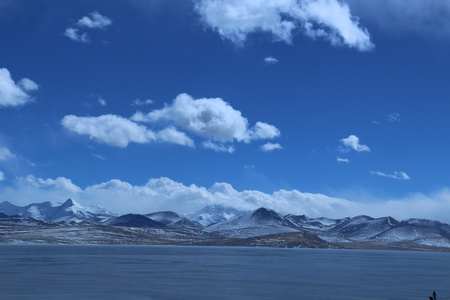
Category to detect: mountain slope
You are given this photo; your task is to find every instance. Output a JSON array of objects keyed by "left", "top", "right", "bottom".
[
  {"left": 146, "top": 211, "right": 203, "bottom": 229},
  {"left": 204, "top": 207, "right": 299, "bottom": 238}
]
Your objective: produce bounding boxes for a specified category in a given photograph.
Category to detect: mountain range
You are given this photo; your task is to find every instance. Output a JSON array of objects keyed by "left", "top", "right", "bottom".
[{"left": 1, "top": 200, "right": 450, "bottom": 251}]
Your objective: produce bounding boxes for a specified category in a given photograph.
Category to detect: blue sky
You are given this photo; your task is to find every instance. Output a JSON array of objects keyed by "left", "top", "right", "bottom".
[{"left": 1, "top": 0, "right": 450, "bottom": 222}]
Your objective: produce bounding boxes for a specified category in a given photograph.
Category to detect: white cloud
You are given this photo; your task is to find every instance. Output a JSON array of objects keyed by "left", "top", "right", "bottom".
[
  {"left": 0, "top": 147, "right": 15, "bottom": 161},
  {"left": 3, "top": 175, "right": 450, "bottom": 223},
  {"left": 77, "top": 11, "right": 112, "bottom": 29},
  {"left": 337, "top": 157, "right": 349, "bottom": 163},
  {"left": 370, "top": 170, "right": 410, "bottom": 181},
  {"left": 156, "top": 127, "right": 195, "bottom": 148},
  {"left": 65, "top": 12, "right": 112, "bottom": 43},
  {"left": 98, "top": 97, "right": 106, "bottom": 106},
  {"left": 132, "top": 99, "right": 154, "bottom": 106},
  {"left": 0, "top": 171, "right": 5, "bottom": 181},
  {"left": 0, "top": 68, "right": 38, "bottom": 107},
  {"left": 340, "top": 134, "right": 370, "bottom": 152},
  {"left": 61, "top": 114, "right": 155, "bottom": 148},
  {"left": 195, "top": 0, "right": 374, "bottom": 51},
  {"left": 18, "top": 78, "right": 39, "bottom": 92},
  {"left": 386, "top": 112, "right": 401, "bottom": 122},
  {"left": 131, "top": 93, "right": 280, "bottom": 144},
  {"left": 61, "top": 114, "right": 195, "bottom": 148},
  {"left": 64, "top": 28, "right": 89, "bottom": 43},
  {"left": 260, "top": 142, "right": 283, "bottom": 152},
  {"left": 264, "top": 56, "right": 279, "bottom": 64},
  {"left": 203, "top": 141, "right": 235, "bottom": 153}
]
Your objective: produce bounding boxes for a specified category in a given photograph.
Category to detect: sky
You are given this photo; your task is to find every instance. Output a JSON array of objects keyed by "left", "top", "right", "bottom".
[{"left": 1, "top": 0, "right": 450, "bottom": 222}]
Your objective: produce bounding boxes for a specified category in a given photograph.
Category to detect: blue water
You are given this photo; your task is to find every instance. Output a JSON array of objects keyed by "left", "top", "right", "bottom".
[{"left": 0, "top": 245, "right": 448, "bottom": 299}]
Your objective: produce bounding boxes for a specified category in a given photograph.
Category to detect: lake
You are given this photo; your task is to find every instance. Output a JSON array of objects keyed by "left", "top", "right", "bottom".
[{"left": 0, "top": 245, "right": 448, "bottom": 299}]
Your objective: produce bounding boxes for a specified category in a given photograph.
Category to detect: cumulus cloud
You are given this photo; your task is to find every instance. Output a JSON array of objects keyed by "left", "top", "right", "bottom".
[
  {"left": 370, "top": 170, "right": 410, "bottom": 181},
  {"left": 0, "top": 147, "right": 15, "bottom": 161},
  {"left": 340, "top": 134, "right": 370, "bottom": 152},
  {"left": 203, "top": 141, "right": 235, "bottom": 153},
  {"left": 337, "top": 157, "right": 349, "bottom": 163},
  {"left": 156, "top": 127, "right": 195, "bottom": 148},
  {"left": 131, "top": 93, "right": 280, "bottom": 144},
  {"left": 61, "top": 114, "right": 154, "bottom": 148},
  {"left": 77, "top": 11, "right": 112, "bottom": 29},
  {"left": 195, "top": 0, "right": 374, "bottom": 51},
  {"left": 0, "top": 171, "right": 5, "bottom": 181},
  {"left": 260, "top": 142, "right": 283, "bottom": 152},
  {"left": 264, "top": 56, "right": 279, "bottom": 64},
  {"left": 65, "top": 11, "right": 112, "bottom": 43},
  {"left": 2, "top": 175, "right": 450, "bottom": 222},
  {"left": 61, "top": 114, "right": 195, "bottom": 148},
  {"left": 0, "top": 68, "right": 38, "bottom": 107}
]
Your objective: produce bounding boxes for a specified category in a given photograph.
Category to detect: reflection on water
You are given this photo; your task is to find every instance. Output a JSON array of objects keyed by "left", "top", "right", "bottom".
[{"left": 0, "top": 245, "right": 448, "bottom": 299}]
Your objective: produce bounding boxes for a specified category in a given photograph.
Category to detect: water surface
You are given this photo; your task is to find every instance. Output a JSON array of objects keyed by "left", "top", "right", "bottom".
[{"left": 0, "top": 245, "right": 448, "bottom": 299}]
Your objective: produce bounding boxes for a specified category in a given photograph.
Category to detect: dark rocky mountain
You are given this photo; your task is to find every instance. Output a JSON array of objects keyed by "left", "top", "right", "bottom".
[
  {"left": 146, "top": 211, "right": 203, "bottom": 229},
  {"left": 104, "top": 214, "right": 165, "bottom": 228}
]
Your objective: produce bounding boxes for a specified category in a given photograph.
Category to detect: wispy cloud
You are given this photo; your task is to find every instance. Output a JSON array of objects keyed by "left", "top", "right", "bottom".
[
  {"left": 0, "top": 68, "right": 38, "bottom": 108},
  {"left": 264, "top": 56, "right": 279, "bottom": 64},
  {"left": 340, "top": 135, "right": 370, "bottom": 152},
  {"left": 98, "top": 97, "right": 106, "bottom": 106},
  {"left": 195, "top": 0, "right": 374, "bottom": 51},
  {"left": 260, "top": 142, "right": 283, "bottom": 152},
  {"left": 337, "top": 157, "right": 349, "bottom": 163},
  {"left": 132, "top": 99, "right": 154, "bottom": 106},
  {"left": 369, "top": 170, "right": 410, "bottom": 181},
  {"left": 203, "top": 141, "right": 235, "bottom": 153},
  {"left": 0, "top": 147, "right": 15, "bottom": 161},
  {"left": 65, "top": 11, "right": 112, "bottom": 43},
  {"left": 386, "top": 112, "right": 401, "bottom": 122}
]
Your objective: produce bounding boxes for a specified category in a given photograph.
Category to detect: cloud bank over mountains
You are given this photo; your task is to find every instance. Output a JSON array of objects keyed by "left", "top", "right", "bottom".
[{"left": 2, "top": 174, "right": 450, "bottom": 223}]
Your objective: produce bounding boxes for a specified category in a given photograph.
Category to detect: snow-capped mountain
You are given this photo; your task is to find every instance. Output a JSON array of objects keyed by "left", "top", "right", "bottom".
[
  {"left": 146, "top": 211, "right": 203, "bottom": 229},
  {"left": 0, "top": 199, "right": 114, "bottom": 222},
  {"left": 204, "top": 207, "right": 299, "bottom": 238},
  {"left": 186, "top": 204, "right": 248, "bottom": 226}
]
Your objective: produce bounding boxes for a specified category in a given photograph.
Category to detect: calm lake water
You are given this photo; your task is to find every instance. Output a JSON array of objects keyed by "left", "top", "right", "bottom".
[{"left": 0, "top": 245, "right": 448, "bottom": 299}]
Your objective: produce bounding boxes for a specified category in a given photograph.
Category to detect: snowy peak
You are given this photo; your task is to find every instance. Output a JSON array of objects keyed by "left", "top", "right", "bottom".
[
  {"left": 186, "top": 205, "right": 248, "bottom": 226},
  {"left": 204, "top": 207, "right": 299, "bottom": 238},
  {"left": 0, "top": 199, "right": 113, "bottom": 222},
  {"left": 328, "top": 215, "right": 399, "bottom": 240},
  {"left": 249, "top": 208, "right": 293, "bottom": 227}
]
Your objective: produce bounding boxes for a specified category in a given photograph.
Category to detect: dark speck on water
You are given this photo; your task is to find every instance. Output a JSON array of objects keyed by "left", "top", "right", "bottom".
[{"left": 0, "top": 245, "right": 448, "bottom": 299}]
